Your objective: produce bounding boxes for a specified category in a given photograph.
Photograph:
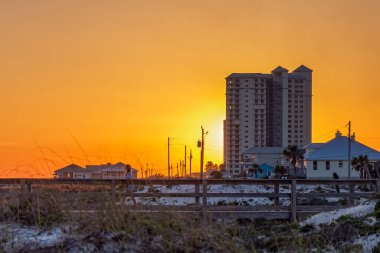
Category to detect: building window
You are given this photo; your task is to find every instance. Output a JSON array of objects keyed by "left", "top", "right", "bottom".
[
  {"left": 326, "top": 161, "right": 330, "bottom": 170},
  {"left": 339, "top": 161, "right": 343, "bottom": 168},
  {"left": 313, "top": 161, "right": 317, "bottom": 170}
]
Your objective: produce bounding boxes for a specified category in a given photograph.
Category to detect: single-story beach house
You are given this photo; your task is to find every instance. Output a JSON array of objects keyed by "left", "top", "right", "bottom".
[
  {"left": 304, "top": 131, "right": 380, "bottom": 178},
  {"left": 53, "top": 162, "right": 138, "bottom": 179}
]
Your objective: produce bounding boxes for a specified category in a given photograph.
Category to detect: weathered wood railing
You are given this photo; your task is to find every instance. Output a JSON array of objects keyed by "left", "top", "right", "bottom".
[{"left": 0, "top": 178, "right": 379, "bottom": 222}]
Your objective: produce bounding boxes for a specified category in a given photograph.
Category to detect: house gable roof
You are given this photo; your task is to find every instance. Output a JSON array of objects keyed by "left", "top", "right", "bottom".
[
  {"left": 259, "top": 163, "right": 274, "bottom": 171},
  {"left": 54, "top": 164, "right": 85, "bottom": 174},
  {"left": 99, "top": 162, "right": 139, "bottom": 172},
  {"left": 85, "top": 164, "right": 110, "bottom": 173},
  {"left": 305, "top": 136, "right": 380, "bottom": 161},
  {"left": 103, "top": 162, "right": 126, "bottom": 172},
  {"left": 304, "top": 143, "right": 324, "bottom": 150}
]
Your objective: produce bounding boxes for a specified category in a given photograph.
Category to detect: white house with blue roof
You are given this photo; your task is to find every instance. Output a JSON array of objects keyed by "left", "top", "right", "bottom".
[{"left": 304, "top": 131, "right": 380, "bottom": 178}]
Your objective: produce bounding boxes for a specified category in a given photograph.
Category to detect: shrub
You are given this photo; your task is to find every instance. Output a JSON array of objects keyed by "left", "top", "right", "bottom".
[
  {"left": 373, "top": 241, "right": 380, "bottom": 253},
  {"left": 209, "top": 171, "right": 223, "bottom": 179},
  {"left": 375, "top": 200, "right": 380, "bottom": 212},
  {"left": 6, "top": 194, "right": 64, "bottom": 227}
]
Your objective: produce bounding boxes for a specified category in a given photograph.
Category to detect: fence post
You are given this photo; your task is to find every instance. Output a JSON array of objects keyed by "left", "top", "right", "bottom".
[
  {"left": 376, "top": 180, "right": 380, "bottom": 193},
  {"left": 274, "top": 182, "right": 279, "bottom": 207},
  {"left": 291, "top": 179, "right": 297, "bottom": 223},
  {"left": 20, "top": 179, "right": 25, "bottom": 194},
  {"left": 111, "top": 179, "right": 116, "bottom": 203},
  {"left": 202, "top": 179, "right": 207, "bottom": 217},
  {"left": 26, "top": 181, "right": 32, "bottom": 194},
  {"left": 195, "top": 181, "right": 200, "bottom": 205},
  {"left": 349, "top": 183, "right": 355, "bottom": 205}
]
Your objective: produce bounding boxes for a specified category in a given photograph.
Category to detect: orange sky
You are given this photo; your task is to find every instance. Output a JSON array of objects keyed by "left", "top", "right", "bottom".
[{"left": 1, "top": 0, "right": 380, "bottom": 177}]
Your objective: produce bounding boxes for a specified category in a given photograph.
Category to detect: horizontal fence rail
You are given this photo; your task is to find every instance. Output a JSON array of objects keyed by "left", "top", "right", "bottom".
[{"left": 0, "top": 178, "right": 378, "bottom": 222}]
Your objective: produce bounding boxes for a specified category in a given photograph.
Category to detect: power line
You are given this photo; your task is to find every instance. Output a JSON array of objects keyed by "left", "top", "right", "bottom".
[{"left": 312, "top": 123, "right": 348, "bottom": 140}]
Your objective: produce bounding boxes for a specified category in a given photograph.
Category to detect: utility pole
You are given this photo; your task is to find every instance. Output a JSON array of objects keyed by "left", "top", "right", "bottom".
[
  {"left": 176, "top": 162, "right": 179, "bottom": 177},
  {"left": 348, "top": 121, "right": 351, "bottom": 179},
  {"left": 189, "top": 149, "right": 192, "bottom": 178},
  {"left": 184, "top": 145, "right": 187, "bottom": 178},
  {"left": 201, "top": 127, "right": 204, "bottom": 179},
  {"left": 168, "top": 137, "right": 170, "bottom": 179},
  {"left": 180, "top": 160, "right": 182, "bottom": 177},
  {"left": 198, "top": 126, "right": 208, "bottom": 179}
]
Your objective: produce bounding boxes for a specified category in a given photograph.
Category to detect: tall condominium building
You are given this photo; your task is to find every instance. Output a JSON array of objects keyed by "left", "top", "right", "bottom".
[{"left": 223, "top": 65, "right": 312, "bottom": 174}]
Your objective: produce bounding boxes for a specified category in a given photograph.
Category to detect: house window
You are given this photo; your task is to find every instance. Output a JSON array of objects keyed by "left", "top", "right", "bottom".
[
  {"left": 339, "top": 161, "right": 343, "bottom": 168},
  {"left": 313, "top": 161, "right": 318, "bottom": 170},
  {"left": 326, "top": 161, "right": 330, "bottom": 170}
]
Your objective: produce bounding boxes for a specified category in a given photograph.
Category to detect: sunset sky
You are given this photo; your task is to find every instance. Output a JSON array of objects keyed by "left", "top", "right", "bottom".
[{"left": 1, "top": 0, "right": 380, "bottom": 177}]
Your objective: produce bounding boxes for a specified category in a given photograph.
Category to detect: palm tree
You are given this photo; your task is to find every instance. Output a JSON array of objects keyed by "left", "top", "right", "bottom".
[
  {"left": 351, "top": 155, "right": 372, "bottom": 179},
  {"left": 283, "top": 145, "right": 304, "bottom": 176},
  {"left": 274, "top": 165, "right": 287, "bottom": 178}
]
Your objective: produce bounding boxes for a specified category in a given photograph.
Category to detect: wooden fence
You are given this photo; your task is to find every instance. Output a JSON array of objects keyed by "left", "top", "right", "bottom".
[{"left": 0, "top": 178, "right": 379, "bottom": 222}]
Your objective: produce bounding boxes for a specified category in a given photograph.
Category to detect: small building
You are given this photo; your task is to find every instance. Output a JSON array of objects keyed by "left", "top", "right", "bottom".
[
  {"left": 53, "top": 164, "right": 86, "bottom": 179},
  {"left": 238, "top": 147, "right": 284, "bottom": 176},
  {"left": 54, "top": 162, "right": 138, "bottom": 179},
  {"left": 257, "top": 163, "right": 274, "bottom": 179},
  {"left": 85, "top": 164, "right": 110, "bottom": 179},
  {"left": 102, "top": 162, "right": 138, "bottom": 179},
  {"left": 247, "top": 163, "right": 274, "bottom": 179},
  {"left": 304, "top": 131, "right": 380, "bottom": 178}
]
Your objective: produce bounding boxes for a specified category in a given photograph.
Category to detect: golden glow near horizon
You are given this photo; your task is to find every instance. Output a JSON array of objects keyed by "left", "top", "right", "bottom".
[{"left": 1, "top": 0, "right": 380, "bottom": 177}]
